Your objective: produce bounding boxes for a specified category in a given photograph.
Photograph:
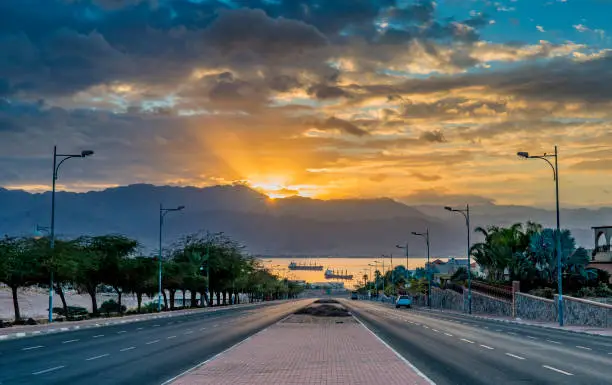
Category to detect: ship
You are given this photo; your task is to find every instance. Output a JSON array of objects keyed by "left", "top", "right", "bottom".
[
  {"left": 288, "top": 260, "right": 324, "bottom": 271},
  {"left": 324, "top": 268, "right": 353, "bottom": 280}
]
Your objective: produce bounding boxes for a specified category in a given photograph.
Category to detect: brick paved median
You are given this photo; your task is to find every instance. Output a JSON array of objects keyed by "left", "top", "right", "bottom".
[{"left": 171, "top": 314, "right": 434, "bottom": 385}]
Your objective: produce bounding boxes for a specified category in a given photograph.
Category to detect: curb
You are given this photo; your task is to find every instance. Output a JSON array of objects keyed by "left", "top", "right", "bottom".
[{"left": 0, "top": 301, "right": 284, "bottom": 342}]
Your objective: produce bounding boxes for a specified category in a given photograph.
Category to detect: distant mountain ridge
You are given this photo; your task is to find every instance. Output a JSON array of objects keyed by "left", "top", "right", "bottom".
[{"left": 0, "top": 184, "right": 609, "bottom": 256}]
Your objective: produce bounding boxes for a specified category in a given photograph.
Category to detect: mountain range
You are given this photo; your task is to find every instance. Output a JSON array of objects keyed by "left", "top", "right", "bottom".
[{"left": 0, "top": 184, "right": 609, "bottom": 257}]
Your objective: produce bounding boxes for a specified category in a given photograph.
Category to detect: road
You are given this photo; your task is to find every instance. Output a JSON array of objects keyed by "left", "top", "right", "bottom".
[
  {"left": 343, "top": 299, "right": 612, "bottom": 385},
  {"left": 0, "top": 300, "right": 309, "bottom": 385}
]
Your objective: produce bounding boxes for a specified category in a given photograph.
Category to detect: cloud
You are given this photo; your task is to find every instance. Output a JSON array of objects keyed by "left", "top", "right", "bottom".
[
  {"left": 420, "top": 130, "right": 446, "bottom": 143},
  {"left": 314, "top": 117, "right": 369, "bottom": 137}
]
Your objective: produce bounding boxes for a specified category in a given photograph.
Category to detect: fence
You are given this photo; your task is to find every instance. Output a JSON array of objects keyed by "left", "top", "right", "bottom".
[{"left": 471, "top": 281, "right": 513, "bottom": 301}]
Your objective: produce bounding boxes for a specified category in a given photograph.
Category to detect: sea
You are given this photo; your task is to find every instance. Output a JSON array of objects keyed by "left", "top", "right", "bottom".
[{"left": 259, "top": 256, "right": 429, "bottom": 288}]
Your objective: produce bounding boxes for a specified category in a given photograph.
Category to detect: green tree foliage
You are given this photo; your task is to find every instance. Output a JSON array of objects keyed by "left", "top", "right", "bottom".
[{"left": 0, "top": 237, "right": 37, "bottom": 321}]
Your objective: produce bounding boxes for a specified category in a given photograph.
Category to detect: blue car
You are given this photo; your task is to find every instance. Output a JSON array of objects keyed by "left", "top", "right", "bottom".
[{"left": 395, "top": 295, "right": 412, "bottom": 308}]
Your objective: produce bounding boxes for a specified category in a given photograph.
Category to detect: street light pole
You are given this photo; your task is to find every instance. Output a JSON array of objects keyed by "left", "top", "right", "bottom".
[
  {"left": 445, "top": 204, "right": 472, "bottom": 314},
  {"left": 396, "top": 242, "right": 409, "bottom": 275},
  {"left": 49, "top": 146, "right": 94, "bottom": 323},
  {"left": 158, "top": 204, "right": 185, "bottom": 312},
  {"left": 412, "top": 229, "right": 431, "bottom": 308},
  {"left": 517, "top": 146, "right": 563, "bottom": 326}
]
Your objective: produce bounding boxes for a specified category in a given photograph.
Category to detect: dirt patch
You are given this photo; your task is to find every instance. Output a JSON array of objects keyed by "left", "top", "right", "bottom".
[{"left": 294, "top": 303, "right": 351, "bottom": 317}]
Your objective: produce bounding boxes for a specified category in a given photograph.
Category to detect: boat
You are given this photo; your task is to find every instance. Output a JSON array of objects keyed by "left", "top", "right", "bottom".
[
  {"left": 324, "top": 268, "right": 353, "bottom": 280},
  {"left": 288, "top": 260, "right": 324, "bottom": 271}
]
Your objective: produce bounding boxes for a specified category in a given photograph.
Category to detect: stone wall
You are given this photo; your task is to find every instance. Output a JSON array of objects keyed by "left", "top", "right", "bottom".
[
  {"left": 515, "top": 292, "right": 557, "bottom": 323},
  {"left": 470, "top": 291, "right": 512, "bottom": 317},
  {"left": 557, "top": 295, "right": 612, "bottom": 328},
  {"left": 429, "top": 288, "right": 464, "bottom": 312}
]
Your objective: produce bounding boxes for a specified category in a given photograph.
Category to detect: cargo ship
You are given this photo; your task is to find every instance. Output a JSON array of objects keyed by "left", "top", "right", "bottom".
[
  {"left": 288, "top": 261, "right": 324, "bottom": 271},
  {"left": 324, "top": 268, "right": 353, "bottom": 280}
]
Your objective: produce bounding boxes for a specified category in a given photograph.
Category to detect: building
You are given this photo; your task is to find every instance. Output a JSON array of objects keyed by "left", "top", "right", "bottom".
[
  {"left": 589, "top": 226, "right": 612, "bottom": 282},
  {"left": 426, "top": 257, "right": 476, "bottom": 281}
]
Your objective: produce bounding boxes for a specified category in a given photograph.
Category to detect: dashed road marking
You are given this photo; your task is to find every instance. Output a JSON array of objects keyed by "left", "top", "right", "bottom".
[
  {"left": 136, "top": 327, "right": 144, "bottom": 330},
  {"left": 32, "top": 365, "right": 65, "bottom": 375},
  {"left": 526, "top": 336, "right": 537, "bottom": 340},
  {"left": 167, "top": 335, "right": 177, "bottom": 339},
  {"left": 432, "top": 329, "right": 440, "bottom": 333},
  {"left": 547, "top": 340, "right": 561, "bottom": 344},
  {"left": 92, "top": 335, "right": 104, "bottom": 338},
  {"left": 505, "top": 353, "right": 525, "bottom": 360},
  {"left": 153, "top": 324, "right": 161, "bottom": 327},
  {"left": 480, "top": 344, "right": 494, "bottom": 350},
  {"left": 62, "top": 339, "right": 79, "bottom": 344},
  {"left": 117, "top": 331, "right": 127, "bottom": 334},
  {"left": 86, "top": 354, "right": 110, "bottom": 361},
  {"left": 200, "top": 327, "right": 206, "bottom": 331},
  {"left": 146, "top": 339, "right": 160, "bottom": 345},
  {"left": 184, "top": 331, "right": 193, "bottom": 335},
  {"left": 444, "top": 333, "right": 453, "bottom": 337},
  {"left": 22, "top": 345, "right": 44, "bottom": 351},
  {"left": 543, "top": 365, "right": 573, "bottom": 376},
  {"left": 423, "top": 325, "right": 429, "bottom": 329},
  {"left": 460, "top": 338, "right": 475, "bottom": 344},
  {"left": 507, "top": 332, "right": 517, "bottom": 335},
  {"left": 576, "top": 345, "right": 592, "bottom": 350},
  {"left": 120, "top": 347, "right": 135, "bottom": 352}
]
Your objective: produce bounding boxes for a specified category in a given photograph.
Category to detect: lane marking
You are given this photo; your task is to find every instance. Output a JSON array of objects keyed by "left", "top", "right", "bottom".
[
  {"left": 199, "top": 328, "right": 206, "bottom": 331},
  {"left": 184, "top": 331, "right": 193, "bottom": 335},
  {"left": 507, "top": 332, "right": 517, "bottom": 335},
  {"left": 431, "top": 329, "right": 439, "bottom": 333},
  {"left": 62, "top": 339, "right": 79, "bottom": 344},
  {"left": 547, "top": 339, "right": 561, "bottom": 344},
  {"left": 213, "top": 324, "right": 219, "bottom": 327},
  {"left": 167, "top": 335, "right": 177, "bottom": 339},
  {"left": 92, "top": 335, "right": 104, "bottom": 338},
  {"left": 22, "top": 345, "right": 44, "bottom": 351},
  {"left": 32, "top": 365, "right": 65, "bottom": 375},
  {"left": 526, "top": 336, "right": 537, "bottom": 340},
  {"left": 480, "top": 344, "right": 494, "bottom": 350},
  {"left": 423, "top": 325, "right": 429, "bottom": 329},
  {"left": 576, "top": 345, "right": 592, "bottom": 351},
  {"left": 86, "top": 354, "right": 110, "bottom": 361},
  {"left": 153, "top": 324, "right": 161, "bottom": 327},
  {"left": 505, "top": 353, "right": 525, "bottom": 360},
  {"left": 117, "top": 331, "right": 127, "bottom": 334},
  {"left": 444, "top": 333, "right": 453, "bottom": 337},
  {"left": 146, "top": 339, "right": 160, "bottom": 345},
  {"left": 120, "top": 347, "right": 135, "bottom": 352},
  {"left": 496, "top": 329, "right": 502, "bottom": 332},
  {"left": 136, "top": 327, "right": 144, "bottom": 330},
  {"left": 543, "top": 365, "right": 573, "bottom": 376},
  {"left": 460, "top": 338, "right": 475, "bottom": 344}
]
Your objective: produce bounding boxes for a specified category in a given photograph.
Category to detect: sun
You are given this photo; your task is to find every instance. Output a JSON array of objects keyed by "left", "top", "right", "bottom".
[{"left": 247, "top": 175, "right": 321, "bottom": 199}]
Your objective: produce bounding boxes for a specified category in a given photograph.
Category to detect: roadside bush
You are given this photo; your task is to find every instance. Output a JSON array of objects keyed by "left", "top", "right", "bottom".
[
  {"left": 576, "top": 287, "right": 596, "bottom": 298},
  {"left": 141, "top": 301, "right": 164, "bottom": 313},
  {"left": 529, "top": 287, "right": 555, "bottom": 299},
  {"left": 53, "top": 306, "right": 89, "bottom": 318},
  {"left": 99, "top": 299, "right": 126, "bottom": 316},
  {"left": 594, "top": 283, "right": 612, "bottom": 297}
]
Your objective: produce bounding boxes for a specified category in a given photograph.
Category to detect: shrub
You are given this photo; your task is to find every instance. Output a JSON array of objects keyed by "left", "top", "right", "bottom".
[
  {"left": 576, "top": 287, "right": 596, "bottom": 298},
  {"left": 594, "top": 283, "right": 612, "bottom": 297},
  {"left": 141, "top": 301, "right": 164, "bottom": 313},
  {"left": 529, "top": 287, "right": 555, "bottom": 299},
  {"left": 53, "top": 306, "right": 89, "bottom": 318},
  {"left": 99, "top": 299, "right": 126, "bottom": 316}
]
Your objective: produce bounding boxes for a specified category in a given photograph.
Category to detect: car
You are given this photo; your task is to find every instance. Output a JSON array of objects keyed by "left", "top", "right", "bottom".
[
  {"left": 395, "top": 295, "right": 412, "bottom": 308},
  {"left": 350, "top": 291, "right": 358, "bottom": 300}
]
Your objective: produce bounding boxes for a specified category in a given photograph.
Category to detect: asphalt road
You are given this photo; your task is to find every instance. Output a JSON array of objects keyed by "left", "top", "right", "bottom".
[
  {"left": 0, "top": 299, "right": 310, "bottom": 385},
  {"left": 343, "top": 299, "right": 612, "bottom": 385}
]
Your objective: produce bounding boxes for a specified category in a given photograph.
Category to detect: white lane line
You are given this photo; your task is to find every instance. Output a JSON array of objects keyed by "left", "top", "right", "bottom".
[
  {"left": 526, "top": 336, "right": 537, "bottom": 340},
  {"left": 547, "top": 339, "right": 561, "bottom": 344},
  {"left": 484, "top": 326, "right": 489, "bottom": 329},
  {"left": 199, "top": 327, "right": 206, "bottom": 331},
  {"left": 184, "top": 331, "right": 193, "bottom": 335},
  {"left": 576, "top": 345, "right": 592, "bottom": 350},
  {"left": 92, "top": 334, "right": 104, "bottom": 338},
  {"left": 496, "top": 329, "right": 503, "bottom": 332},
  {"left": 507, "top": 332, "right": 517, "bottom": 335},
  {"left": 505, "top": 353, "right": 526, "bottom": 360},
  {"left": 423, "top": 325, "right": 429, "bottom": 329},
  {"left": 432, "top": 329, "right": 440, "bottom": 333},
  {"left": 444, "top": 333, "right": 453, "bottom": 337},
  {"left": 146, "top": 339, "right": 160, "bottom": 345},
  {"left": 136, "top": 327, "right": 143, "bottom": 330},
  {"left": 153, "top": 324, "right": 161, "bottom": 327},
  {"left": 213, "top": 324, "right": 219, "bottom": 327},
  {"left": 32, "top": 365, "right": 65, "bottom": 375},
  {"left": 22, "top": 345, "right": 44, "bottom": 351},
  {"left": 117, "top": 331, "right": 127, "bottom": 334},
  {"left": 120, "top": 346, "right": 136, "bottom": 352},
  {"left": 62, "top": 339, "right": 80, "bottom": 344},
  {"left": 85, "top": 354, "right": 110, "bottom": 361},
  {"left": 543, "top": 365, "right": 574, "bottom": 376},
  {"left": 167, "top": 335, "right": 177, "bottom": 339},
  {"left": 460, "top": 338, "right": 475, "bottom": 344},
  {"left": 480, "top": 344, "right": 494, "bottom": 350}
]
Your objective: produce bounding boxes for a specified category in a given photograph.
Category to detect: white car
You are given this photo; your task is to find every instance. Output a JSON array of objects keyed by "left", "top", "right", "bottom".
[{"left": 395, "top": 295, "right": 412, "bottom": 308}]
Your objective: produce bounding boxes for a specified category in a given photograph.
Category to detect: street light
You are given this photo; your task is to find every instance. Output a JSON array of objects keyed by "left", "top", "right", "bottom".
[
  {"left": 49, "top": 146, "right": 94, "bottom": 323},
  {"left": 412, "top": 229, "right": 431, "bottom": 308},
  {"left": 517, "top": 146, "right": 563, "bottom": 326},
  {"left": 396, "top": 243, "right": 409, "bottom": 273},
  {"left": 445, "top": 205, "right": 472, "bottom": 314},
  {"left": 158, "top": 204, "right": 185, "bottom": 312}
]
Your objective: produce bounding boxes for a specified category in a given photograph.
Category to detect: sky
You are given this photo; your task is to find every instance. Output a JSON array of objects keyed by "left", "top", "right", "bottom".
[{"left": 1, "top": 0, "right": 611, "bottom": 208}]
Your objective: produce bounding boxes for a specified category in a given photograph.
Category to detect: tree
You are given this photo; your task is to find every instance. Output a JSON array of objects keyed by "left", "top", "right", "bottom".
[
  {"left": 123, "top": 257, "right": 157, "bottom": 312},
  {"left": 0, "top": 237, "right": 37, "bottom": 321}
]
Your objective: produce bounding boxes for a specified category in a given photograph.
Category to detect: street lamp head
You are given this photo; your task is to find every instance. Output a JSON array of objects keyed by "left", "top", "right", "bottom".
[
  {"left": 81, "top": 150, "right": 94, "bottom": 157},
  {"left": 395, "top": 244, "right": 403, "bottom": 249},
  {"left": 411, "top": 232, "right": 419, "bottom": 236},
  {"left": 444, "top": 206, "right": 453, "bottom": 211},
  {"left": 177, "top": 205, "right": 185, "bottom": 211},
  {"left": 517, "top": 151, "right": 529, "bottom": 158}
]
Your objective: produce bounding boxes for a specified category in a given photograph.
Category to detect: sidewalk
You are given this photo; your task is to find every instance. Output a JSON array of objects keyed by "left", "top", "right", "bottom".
[
  {"left": 412, "top": 307, "right": 612, "bottom": 337},
  {"left": 0, "top": 301, "right": 280, "bottom": 341},
  {"left": 168, "top": 314, "right": 434, "bottom": 385}
]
